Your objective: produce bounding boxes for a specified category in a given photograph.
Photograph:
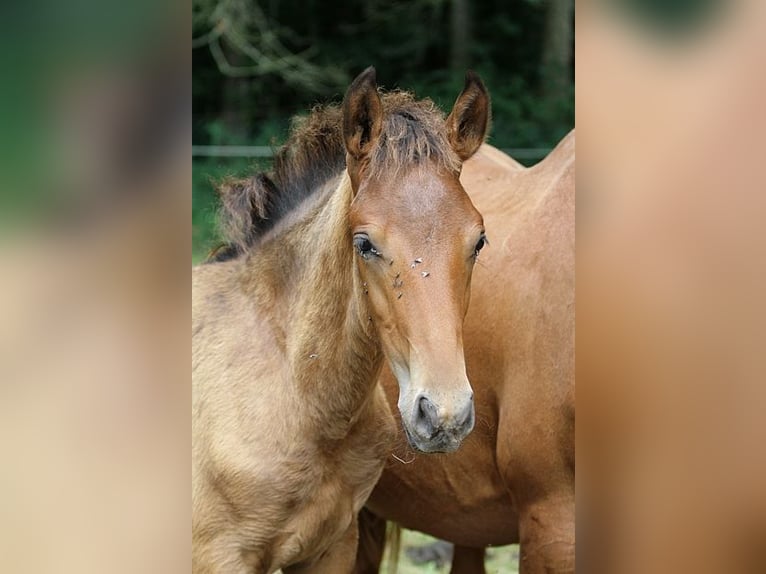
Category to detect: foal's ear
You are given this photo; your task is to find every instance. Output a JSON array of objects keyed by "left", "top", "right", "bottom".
[
  {"left": 446, "top": 71, "right": 490, "bottom": 161},
  {"left": 342, "top": 66, "right": 383, "bottom": 160}
]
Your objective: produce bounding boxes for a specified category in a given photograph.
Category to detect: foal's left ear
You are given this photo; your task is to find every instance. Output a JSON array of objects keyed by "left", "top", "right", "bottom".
[
  {"left": 343, "top": 66, "right": 383, "bottom": 161},
  {"left": 446, "top": 71, "right": 490, "bottom": 161}
]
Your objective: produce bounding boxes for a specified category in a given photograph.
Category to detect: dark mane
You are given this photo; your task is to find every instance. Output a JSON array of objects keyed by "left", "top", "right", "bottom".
[{"left": 208, "top": 91, "right": 460, "bottom": 262}]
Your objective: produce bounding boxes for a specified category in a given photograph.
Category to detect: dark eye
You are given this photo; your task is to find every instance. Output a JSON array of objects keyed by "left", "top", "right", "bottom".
[
  {"left": 474, "top": 234, "right": 487, "bottom": 256},
  {"left": 354, "top": 235, "right": 379, "bottom": 259}
]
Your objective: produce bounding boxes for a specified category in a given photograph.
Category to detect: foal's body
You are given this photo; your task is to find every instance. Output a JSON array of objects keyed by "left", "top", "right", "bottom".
[
  {"left": 193, "top": 68, "right": 492, "bottom": 573},
  {"left": 193, "top": 174, "right": 395, "bottom": 573},
  {"left": 359, "top": 134, "right": 575, "bottom": 573}
]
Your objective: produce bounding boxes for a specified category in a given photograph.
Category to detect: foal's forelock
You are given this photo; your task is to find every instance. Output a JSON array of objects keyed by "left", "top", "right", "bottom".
[{"left": 366, "top": 103, "right": 461, "bottom": 180}]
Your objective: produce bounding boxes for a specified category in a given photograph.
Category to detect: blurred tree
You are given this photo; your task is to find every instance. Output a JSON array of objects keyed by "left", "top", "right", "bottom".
[
  {"left": 192, "top": 0, "right": 575, "bottom": 153},
  {"left": 192, "top": 0, "right": 575, "bottom": 259},
  {"left": 541, "top": 0, "right": 574, "bottom": 100},
  {"left": 451, "top": 0, "right": 471, "bottom": 73},
  {"left": 192, "top": 0, "right": 346, "bottom": 91}
]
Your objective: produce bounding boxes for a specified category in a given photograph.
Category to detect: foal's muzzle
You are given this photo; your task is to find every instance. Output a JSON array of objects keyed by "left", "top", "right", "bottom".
[{"left": 404, "top": 392, "right": 475, "bottom": 453}]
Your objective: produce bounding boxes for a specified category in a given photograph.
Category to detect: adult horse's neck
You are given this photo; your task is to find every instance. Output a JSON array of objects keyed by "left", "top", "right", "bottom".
[{"left": 246, "top": 171, "right": 382, "bottom": 441}]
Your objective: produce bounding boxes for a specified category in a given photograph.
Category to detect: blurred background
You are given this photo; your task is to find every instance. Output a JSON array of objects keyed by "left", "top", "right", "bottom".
[
  {"left": 2, "top": 0, "right": 764, "bottom": 572},
  {"left": 192, "top": 0, "right": 574, "bottom": 261}
]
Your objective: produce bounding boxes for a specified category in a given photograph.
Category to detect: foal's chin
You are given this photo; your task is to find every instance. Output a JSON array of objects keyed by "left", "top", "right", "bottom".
[{"left": 403, "top": 425, "right": 466, "bottom": 454}]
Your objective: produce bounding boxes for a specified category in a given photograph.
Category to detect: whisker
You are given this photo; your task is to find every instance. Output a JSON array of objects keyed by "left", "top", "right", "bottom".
[{"left": 391, "top": 452, "right": 416, "bottom": 464}]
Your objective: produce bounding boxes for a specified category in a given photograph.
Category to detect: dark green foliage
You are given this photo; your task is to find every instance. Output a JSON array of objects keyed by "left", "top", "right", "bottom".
[
  {"left": 192, "top": 0, "right": 574, "bottom": 260},
  {"left": 609, "top": 0, "right": 722, "bottom": 37},
  {"left": 193, "top": 0, "right": 573, "bottom": 149}
]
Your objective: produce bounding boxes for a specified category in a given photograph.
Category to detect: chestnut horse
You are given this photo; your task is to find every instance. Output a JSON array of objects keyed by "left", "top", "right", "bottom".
[
  {"left": 355, "top": 132, "right": 575, "bottom": 574},
  {"left": 192, "top": 68, "right": 492, "bottom": 573}
]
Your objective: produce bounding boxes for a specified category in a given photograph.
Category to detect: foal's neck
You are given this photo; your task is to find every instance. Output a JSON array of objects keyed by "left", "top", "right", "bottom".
[{"left": 284, "top": 173, "right": 381, "bottom": 439}]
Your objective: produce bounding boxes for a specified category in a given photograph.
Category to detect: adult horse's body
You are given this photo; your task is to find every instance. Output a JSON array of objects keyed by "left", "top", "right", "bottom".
[
  {"left": 192, "top": 68, "right": 492, "bottom": 573},
  {"left": 356, "top": 133, "right": 575, "bottom": 573}
]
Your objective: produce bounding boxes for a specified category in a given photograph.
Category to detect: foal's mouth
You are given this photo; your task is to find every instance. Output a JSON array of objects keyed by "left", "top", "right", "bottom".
[{"left": 402, "top": 423, "right": 462, "bottom": 454}]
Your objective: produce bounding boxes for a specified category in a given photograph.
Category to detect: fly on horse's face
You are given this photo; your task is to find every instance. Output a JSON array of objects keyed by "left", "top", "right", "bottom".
[{"left": 342, "top": 67, "right": 490, "bottom": 453}]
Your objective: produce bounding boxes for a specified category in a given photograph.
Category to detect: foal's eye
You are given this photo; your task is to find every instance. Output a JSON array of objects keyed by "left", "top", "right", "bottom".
[
  {"left": 474, "top": 234, "right": 487, "bottom": 257},
  {"left": 354, "top": 235, "right": 379, "bottom": 259}
]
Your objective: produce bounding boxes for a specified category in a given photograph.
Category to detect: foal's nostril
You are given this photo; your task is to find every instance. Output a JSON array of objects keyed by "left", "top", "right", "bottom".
[
  {"left": 413, "top": 393, "right": 474, "bottom": 441},
  {"left": 415, "top": 395, "right": 439, "bottom": 438},
  {"left": 459, "top": 397, "right": 475, "bottom": 430},
  {"left": 452, "top": 392, "right": 474, "bottom": 429}
]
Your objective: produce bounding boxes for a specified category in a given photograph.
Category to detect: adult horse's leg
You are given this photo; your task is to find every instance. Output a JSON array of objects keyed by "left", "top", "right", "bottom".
[
  {"left": 353, "top": 508, "right": 387, "bottom": 574},
  {"left": 516, "top": 494, "right": 575, "bottom": 574},
  {"left": 497, "top": 402, "right": 575, "bottom": 573},
  {"left": 450, "top": 545, "right": 486, "bottom": 574},
  {"left": 284, "top": 520, "right": 360, "bottom": 574},
  {"left": 499, "top": 463, "right": 574, "bottom": 574}
]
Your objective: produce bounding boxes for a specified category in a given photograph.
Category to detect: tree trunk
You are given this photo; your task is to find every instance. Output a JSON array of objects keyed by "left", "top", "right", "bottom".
[
  {"left": 541, "top": 0, "right": 573, "bottom": 98},
  {"left": 450, "top": 0, "right": 471, "bottom": 73},
  {"left": 220, "top": 75, "right": 249, "bottom": 143}
]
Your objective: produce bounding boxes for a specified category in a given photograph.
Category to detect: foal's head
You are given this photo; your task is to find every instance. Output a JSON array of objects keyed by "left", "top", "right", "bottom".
[{"left": 343, "top": 68, "right": 490, "bottom": 453}]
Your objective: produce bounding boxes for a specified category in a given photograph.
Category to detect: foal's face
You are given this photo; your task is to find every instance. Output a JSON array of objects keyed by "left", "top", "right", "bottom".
[
  {"left": 350, "top": 167, "right": 485, "bottom": 452},
  {"left": 342, "top": 66, "right": 490, "bottom": 452}
]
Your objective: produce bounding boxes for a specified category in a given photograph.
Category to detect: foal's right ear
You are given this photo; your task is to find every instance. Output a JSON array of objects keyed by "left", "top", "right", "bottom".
[{"left": 342, "top": 67, "right": 383, "bottom": 161}]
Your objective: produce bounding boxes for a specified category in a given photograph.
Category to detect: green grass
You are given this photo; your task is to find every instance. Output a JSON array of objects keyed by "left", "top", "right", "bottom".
[{"left": 382, "top": 530, "right": 519, "bottom": 574}]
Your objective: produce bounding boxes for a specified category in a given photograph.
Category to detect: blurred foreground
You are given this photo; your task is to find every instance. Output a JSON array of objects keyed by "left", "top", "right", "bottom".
[
  {"left": 578, "top": 0, "right": 766, "bottom": 572},
  {"left": 0, "top": 2, "right": 190, "bottom": 573}
]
